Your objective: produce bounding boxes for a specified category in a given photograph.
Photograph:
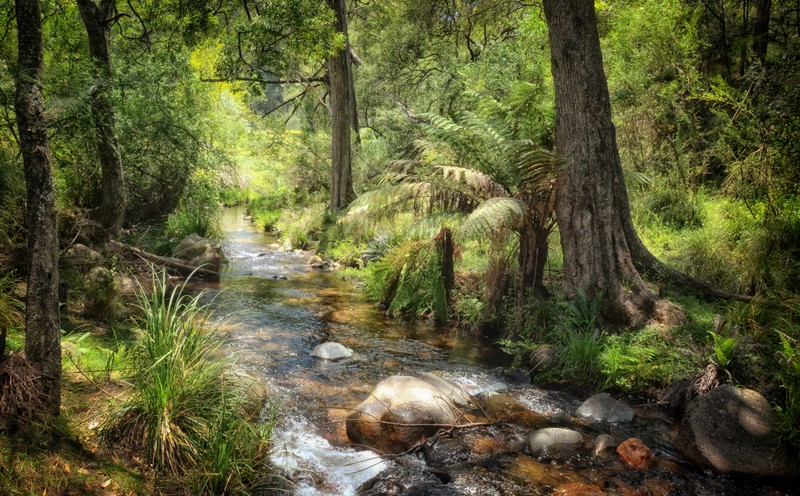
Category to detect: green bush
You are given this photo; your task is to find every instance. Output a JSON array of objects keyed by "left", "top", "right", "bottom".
[
  {"left": 165, "top": 170, "right": 223, "bottom": 243},
  {"left": 276, "top": 203, "right": 328, "bottom": 250},
  {"left": 102, "top": 271, "right": 272, "bottom": 491}
]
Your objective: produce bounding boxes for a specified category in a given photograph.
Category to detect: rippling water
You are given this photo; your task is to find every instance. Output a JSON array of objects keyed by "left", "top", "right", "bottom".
[{"left": 196, "top": 208, "right": 792, "bottom": 496}]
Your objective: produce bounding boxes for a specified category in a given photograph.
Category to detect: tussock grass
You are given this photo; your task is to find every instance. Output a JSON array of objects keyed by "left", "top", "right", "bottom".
[{"left": 102, "top": 270, "right": 274, "bottom": 493}]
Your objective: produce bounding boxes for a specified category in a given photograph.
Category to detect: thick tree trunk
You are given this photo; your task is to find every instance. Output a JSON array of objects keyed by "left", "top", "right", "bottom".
[
  {"left": 15, "top": 0, "right": 62, "bottom": 417},
  {"left": 543, "top": 0, "right": 657, "bottom": 327},
  {"left": 327, "top": 0, "right": 356, "bottom": 210},
  {"left": 76, "top": 0, "right": 125, "bottom": 235}
]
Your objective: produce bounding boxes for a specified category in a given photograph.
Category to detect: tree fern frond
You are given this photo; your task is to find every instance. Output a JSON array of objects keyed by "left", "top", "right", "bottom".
[
  {"left": 434, "top": 166, "right": 510, "bottom": 200},
  {"left": 517, "top": 148, "right": 565, "bottom": 194},
  {"left": 455, "top": 197, "right": 524, "bottom": 243}
]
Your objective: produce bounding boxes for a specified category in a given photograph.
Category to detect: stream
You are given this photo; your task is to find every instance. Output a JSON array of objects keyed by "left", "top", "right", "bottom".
[{"left": 196, "top": 208, "right": 791, "bottom": 495}]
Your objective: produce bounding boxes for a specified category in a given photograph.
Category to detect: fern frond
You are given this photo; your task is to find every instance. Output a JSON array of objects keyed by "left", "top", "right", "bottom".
[
  {"left": 434, "top": 166, "right": 510, "bottom": 200},
  {"left": 455, "top": 197, "right": 524, "bottom": 243},
  {"left": 517, "top": 148, "right": 564, "bottom": 194}
]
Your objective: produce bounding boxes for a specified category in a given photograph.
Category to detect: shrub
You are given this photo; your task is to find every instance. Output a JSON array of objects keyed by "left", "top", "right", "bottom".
[{"left": 276, "top": 203, "right": 328, "bottom": 250}]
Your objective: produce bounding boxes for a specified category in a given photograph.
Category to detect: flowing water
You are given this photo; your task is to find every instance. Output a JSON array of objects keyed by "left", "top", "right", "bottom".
[{"left": 197, "top": 208, "right": 792, "bottom": 496}]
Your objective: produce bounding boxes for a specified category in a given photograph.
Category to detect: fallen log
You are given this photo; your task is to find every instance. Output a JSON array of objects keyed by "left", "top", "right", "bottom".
[{"left": 108, "top": 240, "right": 220, "bottom": 281}]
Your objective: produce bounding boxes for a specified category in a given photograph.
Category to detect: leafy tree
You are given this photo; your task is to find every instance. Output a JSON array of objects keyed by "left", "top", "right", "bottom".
[{"left": 76, "top": 0, "right": 126, "bottom": 235}]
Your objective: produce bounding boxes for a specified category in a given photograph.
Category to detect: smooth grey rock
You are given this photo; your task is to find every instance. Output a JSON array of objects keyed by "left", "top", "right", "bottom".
[
  {"left": 419, "top": 373, "right": 472, "bottom": 407},
  {"left": 310, "top": 342, "right": 353, "bottom": 360},
  {"left": 677, "top": 385, "right": 796, "bottom": 478},
  {"left": 173, "top": 234, "right": 224, "bottom": 272},
  {"left": 575, "top": 393, "right": 635, "bottom": 423},
  {"left": 526, "top": 427, "right": 583, "bottom": 455},
  {"left": 592, "top": 433, "right": 617, "bottom": 458},
  {"left": 61, "top": 243, "right": 104, "bottom": 272},
  {"left": 346, "top": 375, "right": 460, "bottom": 454}
]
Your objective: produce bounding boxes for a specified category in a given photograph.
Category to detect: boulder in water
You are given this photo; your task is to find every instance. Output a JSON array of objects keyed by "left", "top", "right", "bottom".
[
  {"left": 311, "top": 342, "right": 353, "bottom": 360},
  {"left": 525, "top": 427, "right": 583, "bottom": 456},
  {"left": 575, "top": 392, "right": 634, "bottom": 423},
  {"left": 676, "top": 384, "right": 795, "bottom": 478},
  {"left": 418, "top": 372, "right": 472, "bottom": 407},
  {"left": 346, "top": 375, "right": 461, "bottom": 454},
  {"left": 172, "top": 234, "right": 224, "bottom": 272}
]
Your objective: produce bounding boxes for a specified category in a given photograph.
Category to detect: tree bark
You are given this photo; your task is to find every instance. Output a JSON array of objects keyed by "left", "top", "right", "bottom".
[
  {"left": 76, "top": 0, "right": 126, "bottom": 235},
  {"left": 327, "top": 0, "right": 356, "bottom": 210},
  {"left": 15, "top": 0, "right": 62, "bottom": 417},
  {"left": 517, "top": 212, "right": 550, "bottom": 300},
  {"left": 543, "top": 0, "right": 657, "bottom": 327},
  {"left": 753, "top": 0, "right": 771, "bottom": 65}
]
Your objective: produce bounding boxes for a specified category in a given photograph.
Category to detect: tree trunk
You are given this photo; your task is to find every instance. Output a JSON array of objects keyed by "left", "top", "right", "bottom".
[
  {"left": 753, "top": 0, "right": 771, "bottom": 65},
  {"left": 76, "top": 0, "right": 126, "bottom": 235},
  {"left": 543, "top": 0, "right": 657, "bottom": 327},
  {"left": 15, "top": 0, "right": 62, "bottom": 417},
  {"left": 327, "top": 0, "right": 356, "bottom": 210},
  {"left": 517, "top": 215, "right": 550, "bottom": 300}
]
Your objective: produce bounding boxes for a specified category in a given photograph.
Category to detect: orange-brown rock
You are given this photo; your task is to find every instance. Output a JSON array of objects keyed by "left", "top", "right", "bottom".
[{"left": 616, "top": 437, "right": 655, "bottom": 469}]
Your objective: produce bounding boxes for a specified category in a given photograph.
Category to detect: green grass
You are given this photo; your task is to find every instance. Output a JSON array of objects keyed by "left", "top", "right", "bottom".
[{"left": 102, "top": 270, "right": 274, "bottom": 492}]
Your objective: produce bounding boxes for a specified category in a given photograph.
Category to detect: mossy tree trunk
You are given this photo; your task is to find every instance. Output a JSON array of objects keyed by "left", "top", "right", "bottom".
[
  {"left": 543, "top": 0, "right": 658, "bottom": 327},
  {"left": 76, "top": 0, "right": 126, "bottom": 235},
  {"left": 15, "top": 0, "right": 62, "bottom": 417}
]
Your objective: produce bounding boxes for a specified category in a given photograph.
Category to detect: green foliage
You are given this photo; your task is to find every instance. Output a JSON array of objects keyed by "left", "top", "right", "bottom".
[
  {"left": 775, "top": 329, "right": 800, "bottom": 455},
  {"left": 275, "top": 203, "right": 329, "bottom": 250},
  {"left": 102, "top": 271, "right": 272, "bottom": 490},
  {"left": 707, "top": 330, "right": 739, "bottom": 370},
  {"left": 165, "top": 170, "right": 224, "bottom": 243}
]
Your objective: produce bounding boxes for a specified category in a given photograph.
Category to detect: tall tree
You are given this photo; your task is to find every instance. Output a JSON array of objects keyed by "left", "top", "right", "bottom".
[
  {"left": 76, "top": 0, "right": 126, "bottom": 235},
  {"left": 543, "top": 0, "right": 659, "bottom": 326},
  {"left": 15, "top": 0, "right": 61, "bottom": 416},
  {"left": 326, "top": 0, "right": 356, "bottom": 210}
]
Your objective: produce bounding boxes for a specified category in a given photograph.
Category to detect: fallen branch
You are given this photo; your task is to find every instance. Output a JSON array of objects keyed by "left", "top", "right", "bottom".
[{"left": 107, "top": 240, "right": 220, "bottom": 281}]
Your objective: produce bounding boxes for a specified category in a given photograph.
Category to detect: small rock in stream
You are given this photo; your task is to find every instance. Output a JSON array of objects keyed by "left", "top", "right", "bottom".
[
  {"left": 310, "top": 342, "right": 353, "bottom": 360},
  {"left": 592, "top": 433, "right": 617, "bottom": 458},
  {"left": 526, "top": 427, "right": 584, "bottom": 456},
  {"left": 616, "top": 437, "right": 655, "bottom": 469},
  {"left": 575, "top": 392, "right": 635, "bottom": 423}
]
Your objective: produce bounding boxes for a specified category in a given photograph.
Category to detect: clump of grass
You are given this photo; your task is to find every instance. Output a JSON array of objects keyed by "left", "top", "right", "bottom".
[
  {"left": 102, "top": 270, "right": 273, "bottom": 492},
  {"left": 275, "top": 203, "right": 328, "bottom": 250}
]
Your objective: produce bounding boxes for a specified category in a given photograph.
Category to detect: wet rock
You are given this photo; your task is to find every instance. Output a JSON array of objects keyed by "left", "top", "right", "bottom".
[
  {"left": 61, "top": 243, "right": 104, "bottom": 272},
  {"left": 525, "top": 427, "right": 583, "bottom": 456},
  {"left": 310, "top": 342, "right": 353, "bottom": 360},
  {"left": 346, "top": 375, "right": 461, "bottom": 454},
  {"left": 575, "top": 393, "right": 635, "bottom": 423},
  {"left": 676, "top": 384, "right": 795, "bottom": 478},
  {"left": 173, "top": 234, "right": 224, "bottom": 272},
  {"left": 475, "top": 392, "right": 548, "bottom": 427},
  {"left": 616, "top": 437, "right": 655, "bottom": 469},
  {"left": 307, "top": 255, "right": 325, "bottom": 269},
  {"left": 357, "top": 456, "right": 462, "bottom": 495},
  {"left": 419, "top": 373, "right": 472, "bottom": 407},
  {"left": 552, "top": 482, "right": 605, "bottom": 495},
  {"left": 591, "top": 433, "right": 617, "bottom": 458}
]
